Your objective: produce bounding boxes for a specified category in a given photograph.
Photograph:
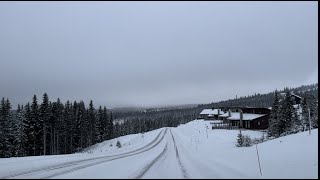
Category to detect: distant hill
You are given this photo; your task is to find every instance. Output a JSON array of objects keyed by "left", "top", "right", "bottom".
[
  {"left": 198, "top": 83, "right": 318, "bottom": 109},
  {"left": 113, "top": 83, "right": 318, "bottom": 125}
]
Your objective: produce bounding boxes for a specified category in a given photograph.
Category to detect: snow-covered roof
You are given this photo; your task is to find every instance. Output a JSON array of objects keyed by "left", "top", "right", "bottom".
[
  {"left": 293, "top": 104, "right": 300, "bottom": 109},
  {"left": 200, "top": 109, "right": 225, "bottom": 115},
  {"left": 227, "top": 112, "right": 267, "bottom": 121},
  {"left": 292, "top": 94, "right": 302, "bottom": 99},
  {"left": 219, "top": 112, "right": 237, "bottom": 117}
]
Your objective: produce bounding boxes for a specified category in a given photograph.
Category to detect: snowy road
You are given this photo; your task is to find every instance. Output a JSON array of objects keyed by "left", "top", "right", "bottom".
[
  {"left": 0, "top": 120, "right": 318, "bottom": 179},
  {"left": 1, "top": 129, "right": 170, "bottom": 179},
  {"left": 133, "top": 129, "right": 189, "bottom": 179},
  {"left": 1, "top": 128, "right": 192, "bottom": 179}
]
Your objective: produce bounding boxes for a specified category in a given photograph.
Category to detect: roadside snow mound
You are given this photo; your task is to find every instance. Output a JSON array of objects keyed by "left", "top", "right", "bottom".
[{"left": 81, "top": 128, "right": 164, "bottom": 155}]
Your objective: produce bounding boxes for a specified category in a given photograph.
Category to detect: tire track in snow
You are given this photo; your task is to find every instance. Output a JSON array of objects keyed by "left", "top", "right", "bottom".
[
  {"left": 172, "top": 128, "right": 249, "bottom": 178},
  {"left": 133, "top": 143, "right": 168, "bottom": 179},
  {"left": 1, "top": 128, "right": 167, "bottom": 179},
  {"left": 43, "top": 128, "right": 169, "bottom": 179},
  {"left": 169, "top": 129, "right": 189, "bottom": 179}
]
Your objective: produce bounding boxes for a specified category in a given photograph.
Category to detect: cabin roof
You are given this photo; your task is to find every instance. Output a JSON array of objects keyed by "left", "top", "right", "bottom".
[
  {"left": 200, "top": 109, "right": 225, "bottom": 115},
  {"left": 227, "top": 112, "right": 267, "bottom": 121}
]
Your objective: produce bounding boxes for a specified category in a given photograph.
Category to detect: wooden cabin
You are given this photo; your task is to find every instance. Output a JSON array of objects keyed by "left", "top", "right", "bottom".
[{"left": 216, "top": 107, "right": 271, "bottom": 130}]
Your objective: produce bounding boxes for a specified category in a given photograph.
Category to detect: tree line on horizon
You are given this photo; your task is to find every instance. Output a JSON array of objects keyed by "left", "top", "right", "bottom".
[{"left": 198, "top": 83, "right": 318, "bottom": 109}]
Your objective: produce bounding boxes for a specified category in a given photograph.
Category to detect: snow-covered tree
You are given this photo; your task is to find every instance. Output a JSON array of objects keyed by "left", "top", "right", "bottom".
[
  {"left": 23, "top": 102, "right": 33, "bottom": 156},
  {"left": 102, "top": 106, "right": 109, "bottom": 141},
  {"left": 301, "top": 96, "right": 309, "bottom": 131},
  {"left": 96, "top": 106, "right": 104, "bottom": 143},
  {"left": 309, "top": 94, "right": 318, "bottom": 128},
  {"left": 39, "top": 93, "right": 50, "bottom": 155},
  {"left": 268, "top": 91, "right": 280, "bottom": 137},
  {"left": 278, "top": 91, "right": 294, "bottom": 135},
  {"left": 116, "top": 140, "right": 122, "bottom": 148},
  {"left": 11, "top": 104, "right": 25, "bottom": 157},
  {"left": 88, "top": 100, "right": 96, "bottom": 146},
  {"left": 0, "top": 98, "right": 13, "bottom": 157},
  {"left": 236, "top": 130, "right": 244, "bottom": 147},
  {"left": 30, "top": 95, "right": 41, "bottom": 155}
]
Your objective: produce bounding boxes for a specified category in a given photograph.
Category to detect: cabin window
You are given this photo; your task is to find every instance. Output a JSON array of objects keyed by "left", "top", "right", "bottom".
[
  {"left": 248, "top": 121, "right": 250, "bottom": 128},
  {"left": 258, "top": 122, "right": 260, "bottom": 126}
]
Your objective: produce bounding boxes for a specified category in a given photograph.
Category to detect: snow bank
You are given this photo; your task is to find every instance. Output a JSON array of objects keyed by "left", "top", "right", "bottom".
[{"left": 173, "top": 120, "right": 318, "bottom": 179}]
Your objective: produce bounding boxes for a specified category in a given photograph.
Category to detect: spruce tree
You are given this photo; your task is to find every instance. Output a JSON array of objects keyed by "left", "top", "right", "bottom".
[
  {"left": 0, "top": 98, "right": 5, "bottom": 157},
  {"left": 108, "top": 111, "right": 114, "bottom": 139},
  {"left": 73, "top": 101, "right": 81, "bottom": 152},
  {"left": 278, "top": 91, "right": 294, "bottom": 135},
  {"left": 309, "top": 94, "right": 318, "bottom": 128},
  {"left": 96, "top": 106, "right": 104, "bottom": 143},
  {"left": 0, "top": 98, "right": 13, "bottom": 157},
  {"left": 78, "top": 101, "right": 87, "bottom": 149},
  {"left": 102, "top": 106, "right": 109, "bottom": 141},
  {"left": 39, "top": 93, "right": 49, "bottom": 155},
  {"left": 30, "top": 95, "right": 41, "bottom": 155},
  {"left": 88, "top": 100, "right": 97, "bottom": 146},
  {"left": 14, "top": 104, "right": 25, "bottom": 156},
  {"left": 301, "top": 96, "right": 309, "bottom": 130},
  {"left": 268, "top": 91, "right": 280, "bottom": 137},
  {"left": 236, "top": 130, "right": 244, "bottom": 147},
  {"left": 23, "top": 102, "right": 33, "bottom": 156},
  {"left": 55, "top": 98, "right": 64, "bottom": 154}
]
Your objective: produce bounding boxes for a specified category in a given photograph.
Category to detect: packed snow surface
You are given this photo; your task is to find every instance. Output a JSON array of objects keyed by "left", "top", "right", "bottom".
[{"left": 0, "top": 120, "right": 317, "bottom": 179}]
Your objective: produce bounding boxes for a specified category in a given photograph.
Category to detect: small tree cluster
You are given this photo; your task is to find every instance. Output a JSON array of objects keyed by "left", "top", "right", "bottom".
[{"left": 236, "top": 131, "right": 252, "bottom": 147}]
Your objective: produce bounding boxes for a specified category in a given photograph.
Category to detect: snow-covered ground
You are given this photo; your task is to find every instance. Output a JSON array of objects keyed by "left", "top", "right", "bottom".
[{"left": 0, "top": 120, "right": 317, "bottom": 179}]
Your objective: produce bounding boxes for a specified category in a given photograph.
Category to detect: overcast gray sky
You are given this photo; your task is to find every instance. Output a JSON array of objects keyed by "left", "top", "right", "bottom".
[{"left": 0, "top": 1, "right": 318, "bottom": 108}]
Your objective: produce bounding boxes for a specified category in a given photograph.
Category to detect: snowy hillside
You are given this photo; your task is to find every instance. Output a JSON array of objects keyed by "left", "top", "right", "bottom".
[{"left": 0, "top": 120, "right": 317, "bottom": 179}]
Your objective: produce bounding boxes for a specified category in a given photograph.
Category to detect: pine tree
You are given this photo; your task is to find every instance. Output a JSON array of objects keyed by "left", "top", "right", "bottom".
[
  {"left": 73, "top": 101, "right": 81, "bottom": 152},
  {"left": 236, "top": 130, "right": 244, "bottom": 147},
  {"left": 278, "top": 91, "right": 294, "bottom": 135},
  {"left": 5, "top": 99, "right": 13, "bottom": 157},
  {"left": 292, "top": 109, "right": 302, "bottom": 132},
  {"left": 309, "top": 94, "right": 318, "bottom": 128},
  {"left": 23, "top": 102, "right": 33, "bottom": 156},
  {"left": 55, "top": 98, "right": 64, "bottom": 154},
  {"left": 96, "top": 106, "right": 104, "bottom": 143},
  {"left": 62, "top": 101, "right": 70, "bottom": 154},
  {"left": 0, "top": 98, "right": 5, "bottom": 157},
  {"left": 0, "top": 98, "right": 13, "bottom": 157},
  {"left": 30, "top": 95, "right": 40, "bottom": 155},
  {"left": 102, "top": 106, "right": 109, "bottom": 141},
  {"left": 78, "top": 101, "right": 87, "bottom": 149},
  {"left": 14, "top": 104, "right": 26, "bottom": 156},
  {"left": 108, "top": 111, "right": 114, "bottom": 139},
  {"left": 88, "top": 100, "right": 97, "bottom": 146},
  {"left": 301, "top": 96, "right": 309, "bottom": 131},
  {"left": 14, "top": 104, "right": 25, "bottom": 156},
  {"left": 116, "top": 140, "right": 122, "bottom": 148},
  {"left": 39, "top": 93, "right": 49, "bottom": 155},
  {"left": 267, "top": 91, "right": 280, "bottom": 137},
  {"left": 67, "top": 101, "right": 75, "bottom": 154}
]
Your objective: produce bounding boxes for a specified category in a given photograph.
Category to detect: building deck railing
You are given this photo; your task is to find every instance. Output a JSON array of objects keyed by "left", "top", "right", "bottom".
[{"left": 211, "top": 123, "right": 239, "bottom": 130}]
